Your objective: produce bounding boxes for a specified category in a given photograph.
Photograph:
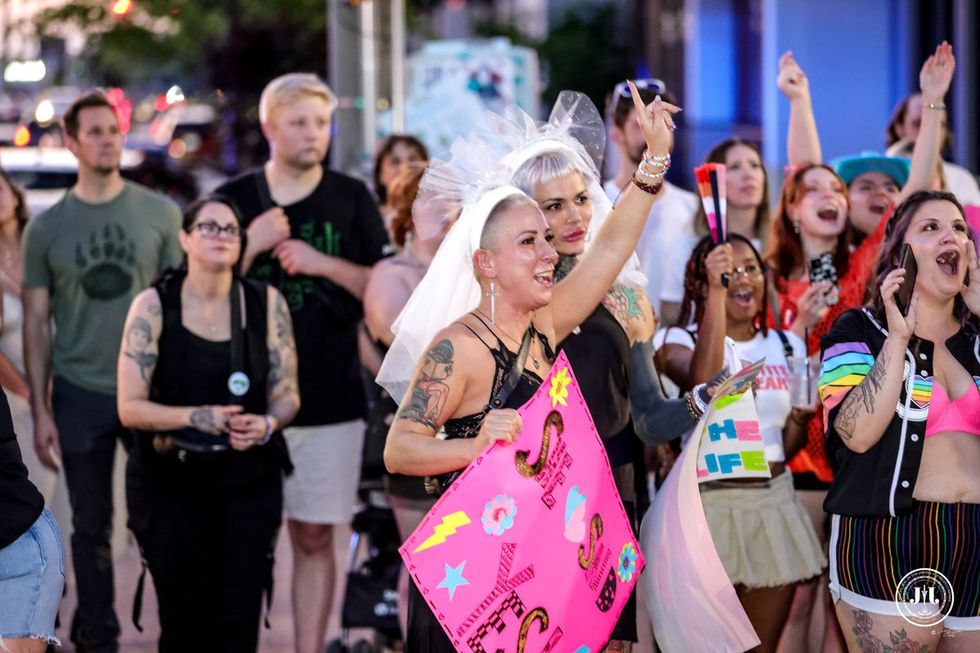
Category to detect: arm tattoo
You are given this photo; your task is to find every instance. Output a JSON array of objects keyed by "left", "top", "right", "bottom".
[
  {"left": 123, "top": 316, "right": 157, "bottom": 382},
  {"left": 190, "top": 408, "right": 218, "bottom": 434},
  {"left": 274, "top": 293, "right": 293, "bottom": 342},
  {"left": 604, "top": 284, "right": 646, "bottom": 334},
  {"left": 835, "top": 348, "right": 890, "bottom": 442},
  {"left": 268, "top": 293, "right": 299, "bottom": 399},
  {"left": 396, "top": 339, "right": 454, "bottom": 428}
]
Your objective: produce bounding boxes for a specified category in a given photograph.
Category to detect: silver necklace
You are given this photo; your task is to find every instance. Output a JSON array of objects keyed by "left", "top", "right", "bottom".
[{"left": 475, "top": 309, "right": 541, "bottom": 371}]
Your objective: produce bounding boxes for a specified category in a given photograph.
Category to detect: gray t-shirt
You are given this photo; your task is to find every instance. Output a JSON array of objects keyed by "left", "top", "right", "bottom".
[{"left": 23, "top": 182, "right": 182, "bottom": 395}]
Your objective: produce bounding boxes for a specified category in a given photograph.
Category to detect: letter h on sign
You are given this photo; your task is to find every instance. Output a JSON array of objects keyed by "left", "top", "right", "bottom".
[{"left": 707, "top": 419, "right": 738, "bottom": 442}]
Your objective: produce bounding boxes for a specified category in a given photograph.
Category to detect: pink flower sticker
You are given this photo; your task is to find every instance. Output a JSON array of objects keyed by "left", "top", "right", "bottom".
[{"left": 481, "top": 494, "right": 517, "bottom": 536}]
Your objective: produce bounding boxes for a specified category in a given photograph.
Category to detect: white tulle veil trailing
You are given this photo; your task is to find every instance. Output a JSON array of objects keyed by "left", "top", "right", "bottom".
[{"left": 376, "top": 91, "right": 644, "bottom": 401}]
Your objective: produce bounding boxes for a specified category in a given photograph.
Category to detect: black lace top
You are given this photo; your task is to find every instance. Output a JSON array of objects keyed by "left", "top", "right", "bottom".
[{"left": 425, "top": 313, "right": 555, "bottom": 494}]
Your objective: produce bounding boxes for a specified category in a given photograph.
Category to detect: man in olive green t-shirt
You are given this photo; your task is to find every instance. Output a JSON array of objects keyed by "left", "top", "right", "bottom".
[{"left": 21, "top": 91, "right": 182, "bottom": 653}]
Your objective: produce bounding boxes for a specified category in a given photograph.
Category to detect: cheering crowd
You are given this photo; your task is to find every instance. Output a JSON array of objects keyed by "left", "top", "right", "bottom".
[{"left": 1, "top": 39, "right": 979, "bottom": 653}]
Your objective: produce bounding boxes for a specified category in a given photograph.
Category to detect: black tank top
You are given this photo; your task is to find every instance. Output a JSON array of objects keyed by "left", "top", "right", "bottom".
[
  {"left": 425, "top": 315, "right": 554, "bottom": 494},
  {"left": 130, "top": 270, "right": 290, "bottom": 487},
  {"left": 557, "top": 303, "right": 638, "bottom": 468}
]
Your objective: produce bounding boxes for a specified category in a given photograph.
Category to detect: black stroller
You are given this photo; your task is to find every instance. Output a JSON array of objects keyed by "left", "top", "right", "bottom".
[{"left": 327, "top": 377, "right": 404, "bottom": 653}]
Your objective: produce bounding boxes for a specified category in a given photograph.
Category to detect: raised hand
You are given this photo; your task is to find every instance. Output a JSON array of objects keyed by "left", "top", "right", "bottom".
[
  {"left": 777, "top": 51, "right": 810, "bottom": 102},
  {"left": 628, "top": 80, "right": 681, "bottom": 158},
  {"left": 880, "top": 268, "right": 917, "bottom": 342},
  {"left": 795, "top": 282, "right": 832, "bottom": 329},
  {"left": 919, "top": 41, "right": 955, "bottom": 105},
  {"left": 704, "top": 243, "right": 734, "bottom": 290},
  {"left": 961, "top": 239, "right": 980, "bottom": 317}
]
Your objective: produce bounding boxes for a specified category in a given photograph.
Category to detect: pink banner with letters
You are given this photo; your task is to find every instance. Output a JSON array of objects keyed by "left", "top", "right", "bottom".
[{"left": 400, "top": 351, "right": 643, "bottom": 653}]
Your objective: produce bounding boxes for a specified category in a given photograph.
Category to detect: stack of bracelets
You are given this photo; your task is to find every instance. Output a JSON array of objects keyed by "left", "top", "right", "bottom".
[
  {"left": 685, "top": 382, "right": 709, "bottom": 421},
  {"left": 632, "top": 149, "right": 671, "bottom": 194}
]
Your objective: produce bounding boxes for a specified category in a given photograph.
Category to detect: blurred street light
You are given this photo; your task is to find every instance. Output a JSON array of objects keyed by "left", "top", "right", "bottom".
[{"left": 111, "top": 0, "right": 132, "bottom": 18}]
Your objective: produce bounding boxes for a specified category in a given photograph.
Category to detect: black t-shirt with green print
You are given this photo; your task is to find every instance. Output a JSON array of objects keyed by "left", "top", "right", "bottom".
[{"left": 217, "top": 166, "right": 390, "bottom": 426}]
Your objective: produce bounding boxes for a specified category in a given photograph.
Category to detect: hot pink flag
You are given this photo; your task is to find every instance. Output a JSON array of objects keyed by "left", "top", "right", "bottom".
[{"left": 401, "top": 351, "right": 643, "bottom": 653}]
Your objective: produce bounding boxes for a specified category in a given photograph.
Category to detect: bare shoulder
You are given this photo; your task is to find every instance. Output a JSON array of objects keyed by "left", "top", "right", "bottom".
[
  {"left": 132, "top": 287, "right": 162, "bottom": 312},
  {"left": 427, "top": 320, "right": 493, "bottom": 369},
  {"left": 266, "top": 285, "right": 288, "bottom": 310}
]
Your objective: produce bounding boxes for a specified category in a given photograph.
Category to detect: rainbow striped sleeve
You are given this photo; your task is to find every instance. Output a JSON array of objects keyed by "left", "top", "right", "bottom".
[{"left": 819, "top": 341, "right": 875, "bottom": 414}]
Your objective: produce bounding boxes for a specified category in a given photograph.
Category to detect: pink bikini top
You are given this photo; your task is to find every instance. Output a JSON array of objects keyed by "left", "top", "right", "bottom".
[{"left": 924, "top": 383, "right": 980, "bottom": 438}]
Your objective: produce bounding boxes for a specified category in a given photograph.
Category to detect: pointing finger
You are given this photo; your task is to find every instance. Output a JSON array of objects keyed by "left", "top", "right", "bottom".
[{"left": 627, "top": 81, "right": 648, "bottom": 118}]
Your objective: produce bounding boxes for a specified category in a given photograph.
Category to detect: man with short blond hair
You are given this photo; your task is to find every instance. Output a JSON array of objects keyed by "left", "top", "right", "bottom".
[{"left": 217, "top": 72, "right": 389, "bottom": 653}]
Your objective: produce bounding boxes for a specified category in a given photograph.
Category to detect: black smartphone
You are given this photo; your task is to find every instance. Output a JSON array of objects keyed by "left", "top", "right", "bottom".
[
  {"left": 808, "top": 252, "right": 839, "bottom": 305},
  {"left": 895, "top": 243, "right": 918, "bottom": 317}
]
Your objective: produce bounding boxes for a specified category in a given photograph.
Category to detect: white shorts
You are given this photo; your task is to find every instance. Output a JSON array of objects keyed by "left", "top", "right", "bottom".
[{"left": 283, "top": 419, "right": 365, "bottom": 525}]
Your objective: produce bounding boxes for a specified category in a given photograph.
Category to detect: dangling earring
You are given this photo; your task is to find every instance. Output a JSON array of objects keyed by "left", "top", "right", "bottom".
[
  {"left": 485, "top": 280, "right": 499, "bottom": 324},
  {"left": 792, "top": 221, "right": 800, "bottom": 235}
]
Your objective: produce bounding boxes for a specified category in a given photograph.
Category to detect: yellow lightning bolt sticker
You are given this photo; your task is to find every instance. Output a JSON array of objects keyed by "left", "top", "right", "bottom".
[
  {"left": 549, "top": 367, "right": 572, "bottom": 408},
  {"left": 413, "top": 511, "right": 472, "bottom": 553}
]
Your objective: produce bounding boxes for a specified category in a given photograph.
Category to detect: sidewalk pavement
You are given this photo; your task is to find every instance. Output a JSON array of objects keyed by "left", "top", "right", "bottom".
[{"left": 54, "top": 522, "right": 359, "bottom": 653}]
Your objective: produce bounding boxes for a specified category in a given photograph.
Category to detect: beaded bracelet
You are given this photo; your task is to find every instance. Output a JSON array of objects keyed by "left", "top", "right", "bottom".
[
  {"left": 636, "top": 164, "right": 667, "bottom": 180},
  {"left": 924, "top": 102, "right": 946, "bottom": 111},
  {"left": 691, "top": 383, "right": 709, "bottom": 415},
  {"left": 685, "top": 391, "right": 700, "bottom": 421},
  {"left": 631, "top": 176, "right": 664, "bottom": 195},
  {"left": 642, "top": 150, "right": 672, "bottom": 170}
]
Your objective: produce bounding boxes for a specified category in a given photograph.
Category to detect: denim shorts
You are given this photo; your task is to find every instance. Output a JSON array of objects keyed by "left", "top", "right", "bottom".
[{"left": 0, "top": 509, "right": 65, "bottom": 646}]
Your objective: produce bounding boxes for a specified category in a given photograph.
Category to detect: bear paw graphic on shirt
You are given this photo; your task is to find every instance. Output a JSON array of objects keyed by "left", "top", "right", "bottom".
[{"left": 74, "top": 223, "right": 137, "bottom": 300}]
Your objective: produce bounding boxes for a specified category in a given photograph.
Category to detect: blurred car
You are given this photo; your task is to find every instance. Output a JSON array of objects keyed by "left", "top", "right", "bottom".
[
  {"left": 145, "top": 102, "right": 220, "bottom": 168},
  {"left": 0, "top": 146, "right": 143, "bottom": 215}
]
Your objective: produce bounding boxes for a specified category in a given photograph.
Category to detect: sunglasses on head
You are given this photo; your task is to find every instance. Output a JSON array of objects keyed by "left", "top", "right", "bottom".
[{"left": 613, "top": 78, "right": 667, "bottom": 99}]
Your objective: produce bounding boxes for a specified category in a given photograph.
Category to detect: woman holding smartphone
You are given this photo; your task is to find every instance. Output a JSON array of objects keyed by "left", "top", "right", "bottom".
[{"left": 820, "top": 189, "right": 980, "bottom": 650}]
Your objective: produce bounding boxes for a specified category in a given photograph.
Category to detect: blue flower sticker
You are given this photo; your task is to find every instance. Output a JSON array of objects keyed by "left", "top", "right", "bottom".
[
  {"left": 481, "top": 494, "right": 517, "bottom": 536},
  {"left": 617, "top": 542, "right": 638, "bottom": 583}
]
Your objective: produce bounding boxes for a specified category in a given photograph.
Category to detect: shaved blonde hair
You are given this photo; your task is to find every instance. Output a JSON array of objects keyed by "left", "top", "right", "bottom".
[{"left": 259, "top": 73, "right": 337, "bottom": 124}]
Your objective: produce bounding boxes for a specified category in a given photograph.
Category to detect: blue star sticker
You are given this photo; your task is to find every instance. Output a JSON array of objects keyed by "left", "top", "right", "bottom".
[{"left": 437, "top": 560, "right": 470, "bottom": 600}]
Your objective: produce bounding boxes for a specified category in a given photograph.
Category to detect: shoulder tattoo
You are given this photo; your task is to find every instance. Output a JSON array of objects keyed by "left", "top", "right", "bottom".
[{"left": 396, "top": 339, "right": 455, "bottom": 428}]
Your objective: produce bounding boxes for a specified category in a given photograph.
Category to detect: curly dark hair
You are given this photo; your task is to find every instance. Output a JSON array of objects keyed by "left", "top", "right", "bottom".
[
  {"left": 0, "top": 167, "right": 29, "bottom": 235},
  {"left": 677, "top": 234, "right": 770, "bottom": 334},
  {"left": 387, "top": 165, "right": 425, "bottom": 248},
  {"left": 869, "top": 189, "right": 978, "bottom": 330}
]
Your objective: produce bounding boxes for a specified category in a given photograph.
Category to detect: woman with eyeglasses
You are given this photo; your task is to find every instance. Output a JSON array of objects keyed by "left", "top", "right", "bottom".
[
  {"left": 117, "top": 196, "right": 300, "bottom": 652},
  {"left": 653, "top": 234, "right": 825, "bottom": 653}
]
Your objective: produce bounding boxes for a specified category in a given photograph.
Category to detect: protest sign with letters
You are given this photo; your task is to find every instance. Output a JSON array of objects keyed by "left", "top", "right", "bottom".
[{"left": 400, "top": 351, "right": 642, "bottom": 653}]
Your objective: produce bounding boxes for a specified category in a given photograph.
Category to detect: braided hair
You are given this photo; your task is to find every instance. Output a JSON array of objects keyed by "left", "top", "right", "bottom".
[{"left": 677, "top": 234, "right": 770, "bottom": 335}]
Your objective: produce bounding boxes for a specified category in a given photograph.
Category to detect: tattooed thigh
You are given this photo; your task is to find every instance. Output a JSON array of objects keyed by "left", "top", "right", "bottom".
[{"left": 836, "top": 605, "right": 942, "bottom": 653}]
